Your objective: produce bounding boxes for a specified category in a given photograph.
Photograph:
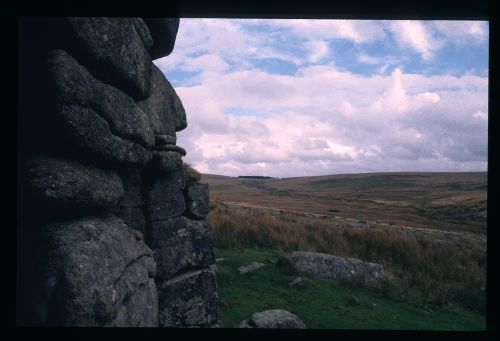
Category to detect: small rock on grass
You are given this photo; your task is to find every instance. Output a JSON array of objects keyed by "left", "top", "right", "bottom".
[{"left": 238, "top": 262, "right": 265, "bottom": 274}]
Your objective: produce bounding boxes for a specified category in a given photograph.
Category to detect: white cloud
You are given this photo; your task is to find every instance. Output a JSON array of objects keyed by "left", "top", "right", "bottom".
[
  {"left": 390, "top": 21, "right": 443, "bottom": 60},
  {"left": 307, "top": 40, "right": 329, "bottom": 63},
  {"left": 154, "top": 19, "right": 488, "bottom": 177},
  {"left": 432, "top": 21, "right": 488, "bottom": 44},
  {"left": 172, "top": 63, "right": 487, "bottom": 177},
  {"left": 268, "top": 19, "right": 386, "bottom": 44},
  {"left": 473, "top": 110, "right": 488, "bottom": 121},
  {"left": 358, "top": 53, "right": 380, "bottom": 65}
]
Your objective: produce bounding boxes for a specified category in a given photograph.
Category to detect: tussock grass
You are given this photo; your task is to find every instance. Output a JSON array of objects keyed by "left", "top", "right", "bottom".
[
  {"left": 182, "top": 162, "right": 201, "bottom": 183},
  {"left": 209, "top": 202, "right": 486, "bottom": 314}
]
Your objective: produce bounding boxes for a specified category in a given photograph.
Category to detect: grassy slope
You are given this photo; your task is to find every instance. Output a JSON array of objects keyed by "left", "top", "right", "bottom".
[
  {"left": 215, "top": 247, "right": 485, "bottom": 330},
  {"left": 202, "top": 172, "right": 487, "bottom": 233}
]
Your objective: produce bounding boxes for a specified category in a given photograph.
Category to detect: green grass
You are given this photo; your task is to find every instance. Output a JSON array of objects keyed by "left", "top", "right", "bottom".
[{"left": 214, "top": 247, "right": 485, "bottom": 330}]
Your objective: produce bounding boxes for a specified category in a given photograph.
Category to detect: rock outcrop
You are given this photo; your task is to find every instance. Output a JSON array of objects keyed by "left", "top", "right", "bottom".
[
  {"left": 18, "top": 17, "right": 218, "bottom": 327},
  {"left": 238, "top": 309, "right": 306, "bottom": 329},
  {"left": 290, "top": 251, "right": 385, "bottom": 289}
]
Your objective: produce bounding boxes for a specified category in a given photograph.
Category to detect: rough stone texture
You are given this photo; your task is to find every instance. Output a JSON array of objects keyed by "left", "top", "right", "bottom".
[
  {"left": 130, "top": 18, "right": 153, "bottom": 51},
  {"left": 143, "top": 18, "right": 180, "bottom": 60},
  {"left": 27, "top": 156, "right": 124, "bottom": 209},
  {"left": 36, "top": 215, "right": 158, "bottom": 326},
  {"left": 147, "top": 171, "right": 186, "bottom": 221},
  {"left": 290, "top": 251, "right": 385, "bottom": 289},
  {"left": 137, "top": 64, "right": 187, "bottom": 135},
  {"left": 158, "top": 269, "right": 218, "bottom": 327},
  {"left": 110, "top": 206, "right": 147, "bottom": 236},
  {"left": 238, "top": 309, "right": 306, "bottom": 329},
  {"left": 151, "top": 217, "right": 215, "bottom": 281},
  {"left": 116, "top": 169, "right": 145, "bottom": 207},
  {"left": 48, "top": 49, "right": 154, "bottom": 165},
  {"left": 239, "top": 262, "right": 265, "bottom": 274},
  {"left": 152, "top": 151, "right": 183, "bottom": 174},
  {"left": 155, "top": 134, "right": 177, "bottom": 146},
  {"left": 186, "top": 183, "right": 210, "bottom": 218},
  {"left": 65, "top": 17, "right": 153, "bottom": 100},
  {"left": 18, "top": 17, "right": 218, "bottom": 328}
]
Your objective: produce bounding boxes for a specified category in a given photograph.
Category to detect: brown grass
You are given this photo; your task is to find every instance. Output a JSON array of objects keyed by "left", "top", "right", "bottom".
[{"left": 209, "top": 202, "right": 486, "bottom": 314}]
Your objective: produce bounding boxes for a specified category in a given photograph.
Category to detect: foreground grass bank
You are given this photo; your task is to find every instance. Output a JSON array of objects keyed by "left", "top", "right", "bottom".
[
  {"left": 214, "top": 247, "right": 485, "bottom": 330},
  {"left": 210, "top": 202, "right": 486, "bottom": 315}
]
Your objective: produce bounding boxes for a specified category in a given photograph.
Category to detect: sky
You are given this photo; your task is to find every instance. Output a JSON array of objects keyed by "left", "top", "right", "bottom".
[{"left": 154, "top": 19, "right": 489, "bottom": 178}]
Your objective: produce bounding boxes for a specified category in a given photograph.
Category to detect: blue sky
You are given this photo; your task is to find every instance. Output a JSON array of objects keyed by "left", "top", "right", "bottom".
[{"left": 154, "top": 19, "right": 488, "bottom": 177}]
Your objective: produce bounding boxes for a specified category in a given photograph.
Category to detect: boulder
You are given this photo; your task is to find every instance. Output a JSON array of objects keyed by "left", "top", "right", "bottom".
[
  {"left": 64, "top": 17, "right": 153, "bottom": 100},
  {"left": 151, "top": 217, "right": 215, "bottom": 280},
  {"left": 186, "top": 183, "right": 210, "bottom": 218},
  {"left": 239, "top": 262, "right": 265, "bottom": 274},
  {"left": 147, "top": 171, "right": 186, "bottom": 221},
  {"left": 47, "top": 50, "right": 153, "bottom": 166},
  {"left": 27, "top": 156, "right": 124, "bottom": 210},
  {"left": 36, "top": 215, "right": 158, "bottom": 326},
  {"left": 290, "top": 251, "right": 385, "bottom": 289},
  {"left": 130, "top": 18, "right": 153, "bottom": 51},
  {"left": 155, "top": 134, "right": 177, "bottom": 146},
  {"left": 109, "top": 206, "right": 147, "bottom": 236},
  {"left": 137, "top": 64, "right": 187, "bottom": 136},
  {"left": 152, "top": 151, "right": 183, "bottom": 174},
  {"left": 143, "top": 18, "right": 180, "bottom": 60},
  {"left": 48, "top": 49, "right": 155, "bottom": 148},
  {"left": 157, "top": 268, "right": 218, "bottom": 327},
  {"left": 238, "top": 309, "right": 306, "bottom": 329}
]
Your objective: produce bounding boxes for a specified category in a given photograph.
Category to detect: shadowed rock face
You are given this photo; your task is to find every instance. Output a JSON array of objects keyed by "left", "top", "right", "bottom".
[{"left": 18, "top": 17, "right": 217, "bottom": 327}]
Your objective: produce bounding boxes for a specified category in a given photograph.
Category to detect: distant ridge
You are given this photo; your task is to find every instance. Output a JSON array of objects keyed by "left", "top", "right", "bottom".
[{"left": 238, "top": 176, "right": 273, "bottom": 179}]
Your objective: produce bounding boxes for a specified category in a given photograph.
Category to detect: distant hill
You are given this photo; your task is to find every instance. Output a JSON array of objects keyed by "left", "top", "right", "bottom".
[
  {"left": 201, "top": 172, "right": 487, "bottom": 234},
  {"left": 238, "top": 176, "right": 274, "bottom": 179}
]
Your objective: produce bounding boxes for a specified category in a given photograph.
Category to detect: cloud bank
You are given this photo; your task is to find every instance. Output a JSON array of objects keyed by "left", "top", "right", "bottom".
[{"left": 155, "top": 19, "right": 488, "bottom": 177}]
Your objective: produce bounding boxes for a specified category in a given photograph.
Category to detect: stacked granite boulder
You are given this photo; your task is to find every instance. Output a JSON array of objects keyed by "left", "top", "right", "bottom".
[{"left": 18, "top": 17, "right": 218, "bottom": 327}]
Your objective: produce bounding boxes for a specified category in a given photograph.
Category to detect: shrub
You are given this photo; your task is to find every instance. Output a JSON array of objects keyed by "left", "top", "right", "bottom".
[
  {"left": 182, "top": 162, "right": 201, "bottom": 184},
  {"left": 275, "top": 251, "right": 299, "bottom": 275}
]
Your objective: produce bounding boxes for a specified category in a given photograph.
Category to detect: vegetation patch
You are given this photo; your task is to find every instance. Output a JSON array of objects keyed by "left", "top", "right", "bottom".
[
  {"left": 209, "top": 203, "right": 486, "bottom": 316},
  {"left": 214, "top": 247, "right": 485, "bottom": 330}
]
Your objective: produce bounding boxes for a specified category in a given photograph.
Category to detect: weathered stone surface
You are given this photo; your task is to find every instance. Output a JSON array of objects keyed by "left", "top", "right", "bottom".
[
  {"left": 152, "top": 151, "right": 183, "bottom": 174},
  {"left": 143, "top": 18, "right": 180, "bottom": 60},
  {"left": 116, "top": 169, "right": 145, "bottom": 207},
  {"left": 58, "top": 104, "right": 152, "bottom": 166},
  {"left": 147, "top": 171, "right": 185, "bottom": 221},
  {"left": 151, "top": 217, "right": 215, "bottom": 280},
  {"left": 65, "top": 17, "right": 153, "bottom": 100},
  {"left": 238, "top": 309, "right": 306, "bottom": 329},
  {"left": 130, "top": 18, "right": 153, "bottom": 51},
  {"left": 153, "top": 144, "right": 187, "bottom": 156},
  {"left": 27, "top": 156, "right": 124, "bottom": 209},
  {"left": 37, "top": 215, "right": 158, "bottom": 326},
  {"left": 155, "top": 134, "right": 176, "bottom": 146},
  {"left": 110, "top": 206, "right": 146, "bottom": 236},
  {"left": 47, "top": 50, "right": 154, "bottom": 166},
  {"left": 137, "top": 64, "right": 187, "bottom": 136},
  {"left": 49, "top": 49, "right": 155, "bottom": 147},
  {"left": 157, "top": 269, "right": 218, "bottom": 327},
  {"left": 239, "top": 262, "right": 265, "bottom": 274},
  {"left": 290, "top": 251, "right": 385, "bottom": 289},
  {"left": 186, "top": 183, "right": 210, "bottom": 218}
]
